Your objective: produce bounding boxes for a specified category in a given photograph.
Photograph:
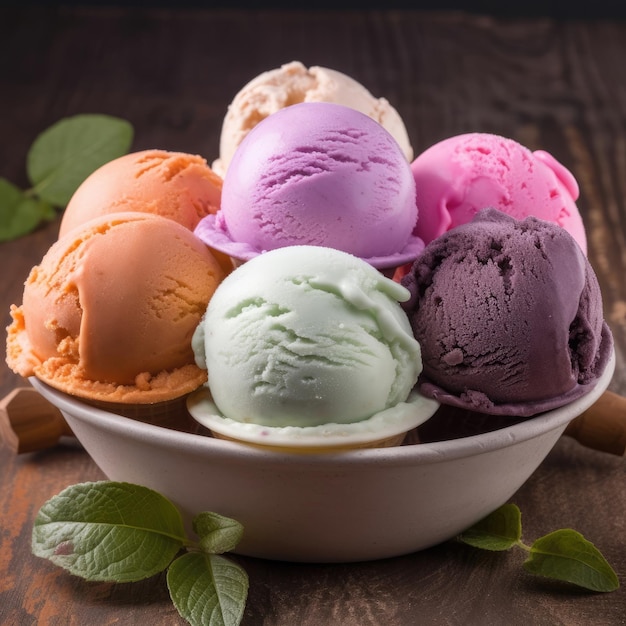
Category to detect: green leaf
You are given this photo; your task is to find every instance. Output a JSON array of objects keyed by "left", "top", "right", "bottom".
[
  {"left": 458, "top": 503, "right": 522, "bottom": 551},
  {"left": 524, "top": 529, "right": 619, "bottom": 592},
  {"left": 0, "top": 177, "right": 55, "bottom": 241},
  {"left": 26, "top": 114, "right": 133, "bottom": 207},
  {"left": 32, "top": 481, "right": 187, "bottom": 582},
  {"left": 167, "top": 552, "right": 249, "bottom": 626},
  {"left": 193, "top": 512, "right": 244, "bottom": 555}
]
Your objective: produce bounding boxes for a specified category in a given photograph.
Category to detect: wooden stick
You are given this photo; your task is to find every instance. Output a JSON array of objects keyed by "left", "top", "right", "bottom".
[
  {"left": 563, "top": 390, "right": 626, "bottom": 456},
  {"left": 0, "top": 387, "right": 73, "bottom": 454}
]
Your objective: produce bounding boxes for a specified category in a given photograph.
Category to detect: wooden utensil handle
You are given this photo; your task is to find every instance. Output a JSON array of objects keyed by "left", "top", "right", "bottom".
[
  {"left": 0, "top": 387, "right": 73, "bottom": 454},
  {"left": 564, "top": 390, "right": 626, "bottom": 456}
]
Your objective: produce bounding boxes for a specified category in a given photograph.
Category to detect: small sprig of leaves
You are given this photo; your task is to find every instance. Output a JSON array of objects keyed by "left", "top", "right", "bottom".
[
  {"left": 0, "top": 114, "right": 133, "bottom": 241},
  {"left": 32, "top": 482, "right": 248, "bottom": 626},
  {"left": 458, "top": 503, "right": 619, "bottom": 592}
]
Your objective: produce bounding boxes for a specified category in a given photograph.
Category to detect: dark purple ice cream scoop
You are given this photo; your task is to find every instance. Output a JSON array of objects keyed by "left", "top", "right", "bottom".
[{"left": 401, "top": 208, "right": 613, "bottom": 416}]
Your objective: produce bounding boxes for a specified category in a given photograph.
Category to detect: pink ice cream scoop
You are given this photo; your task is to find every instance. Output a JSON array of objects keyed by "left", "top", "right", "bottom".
[
  {"left": 194, "top": 102, "right": 424, "bottom": 270},
  {"left": 410, "top": 133, "right": 587, "bottom": 253}
]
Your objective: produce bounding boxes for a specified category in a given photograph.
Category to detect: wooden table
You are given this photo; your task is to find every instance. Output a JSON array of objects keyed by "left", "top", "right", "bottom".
[{"left": 1, "top": 6, "right": 625, "bottom": 625}]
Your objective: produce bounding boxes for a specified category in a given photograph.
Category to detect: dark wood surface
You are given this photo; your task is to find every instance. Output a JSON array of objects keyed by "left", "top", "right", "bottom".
[{"left": 1, "top": 7, "right": 625, "bottom": 625}]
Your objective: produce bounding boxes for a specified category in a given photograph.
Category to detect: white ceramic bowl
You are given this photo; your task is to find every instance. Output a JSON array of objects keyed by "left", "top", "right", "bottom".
[{"left": 30, "top": 350, "right": 614, "bottom": 563}]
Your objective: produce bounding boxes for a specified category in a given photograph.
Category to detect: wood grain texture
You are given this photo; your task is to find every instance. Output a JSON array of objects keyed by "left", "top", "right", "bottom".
[{"left": 1, "top": 7, "right": 625, "bottom": 625}]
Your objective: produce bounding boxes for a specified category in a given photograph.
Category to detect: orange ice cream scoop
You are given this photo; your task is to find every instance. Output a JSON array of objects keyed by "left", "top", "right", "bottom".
[
  {"left": 6, "top": 212, "right": 225, "bottom": 403},
  {"left": 58, "top": 150, "right": 223, "bottom": 238}
]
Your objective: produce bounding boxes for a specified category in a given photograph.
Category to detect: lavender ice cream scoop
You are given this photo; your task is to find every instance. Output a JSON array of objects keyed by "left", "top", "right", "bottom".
[
  {"left": 195, "top": 102, "right": 424, "bottom": 269},
  {"left": 401, "top": 208, "right": 613, "bottom": 416}
]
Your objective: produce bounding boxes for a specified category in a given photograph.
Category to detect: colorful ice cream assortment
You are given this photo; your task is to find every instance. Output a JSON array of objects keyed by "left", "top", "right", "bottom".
[
  {"left": 187, "top": 246, "right": 438, "bottom": 451},
  {"left": 401, "top": 209, "right": 612, "bottom": 417},
  {"left": 212, "top": 60, "right": 413, "bottom": 176},
  {"left": 194, "top": 102, "right": 423, "bottom": 271},
  {"left": 7, "top": 213, "right": 225, "bottom": 405},
  {"left": 5, "top": 60, "right": 615, "bottom": 449}
]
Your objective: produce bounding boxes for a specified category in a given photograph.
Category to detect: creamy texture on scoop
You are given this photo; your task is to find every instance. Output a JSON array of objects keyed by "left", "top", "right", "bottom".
[
  {"left": 401, "top": 209, "right": 612, "bottom": 416},
  {"left": 409, "top": 133, "right": 587, "bottom": 253},
  {"left": 192, "top": 246, "right": 422, "bottom": 427},
  {"left": 6, "top": 212, "right": 225, "bottom": 403},
  {"left": 59, "top": 150, "right": 223, "bottom": 237},
  {"left": 195, "top": 102, "right": 423, "bottom": 269}
]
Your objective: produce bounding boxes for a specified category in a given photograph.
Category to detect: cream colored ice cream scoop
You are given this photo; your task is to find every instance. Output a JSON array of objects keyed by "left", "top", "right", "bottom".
[{"left": 213, "top": 60, "right": 413, "bottom": 176}]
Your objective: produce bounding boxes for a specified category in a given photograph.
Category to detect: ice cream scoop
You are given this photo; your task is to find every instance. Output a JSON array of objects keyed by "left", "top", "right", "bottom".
[
  {"left": 409, "top": 133, "right": 587, "bottom": 253},
  {"left": 195, "top": 102, "right": 424, "bottom": 271},
  {"left": 213, "top": 60, "right": 413, "bottom": 176},
  {"left": 59, "top": 150, "right": 223, "bottom": 238},
  {"left": 401, "top": 208, "right": 612, "bottom": 416},
  {"left": 6, "top": 212, "right": 225, "bottom": 404},
  {"left": 188, "top": 245, "right": 438, "bottom": 451}
]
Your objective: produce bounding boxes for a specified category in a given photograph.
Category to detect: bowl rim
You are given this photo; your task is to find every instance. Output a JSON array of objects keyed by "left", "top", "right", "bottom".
[{"left": 29, "top": 349, "right": 615, "bottom": 469}]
